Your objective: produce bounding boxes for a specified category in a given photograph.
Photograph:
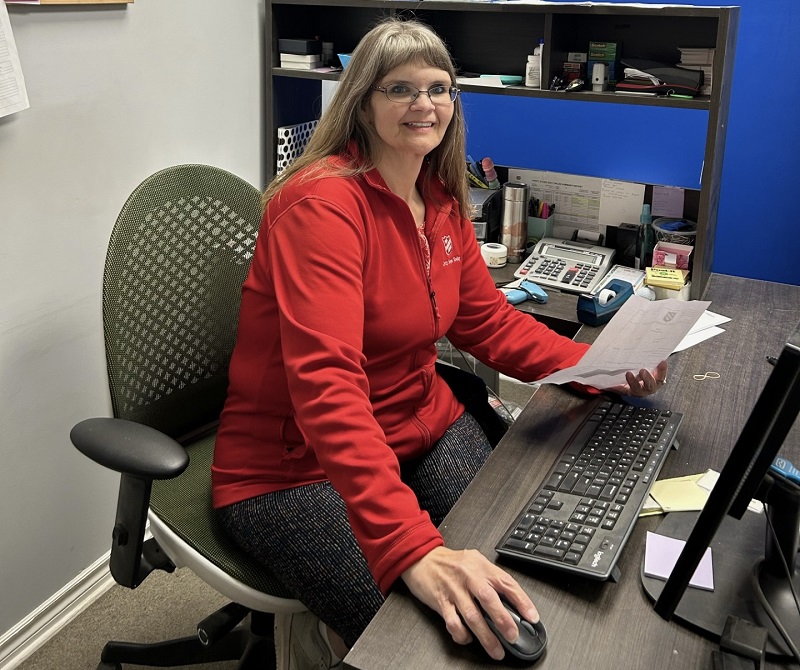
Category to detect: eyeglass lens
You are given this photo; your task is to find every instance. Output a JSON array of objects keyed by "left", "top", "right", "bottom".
[{"left": 378, "top": 84, "right": 459, "bottom": 103}]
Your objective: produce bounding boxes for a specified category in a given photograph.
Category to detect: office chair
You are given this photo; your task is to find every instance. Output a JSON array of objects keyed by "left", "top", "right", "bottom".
[{"left": 70, "top": 164, "right": 305, "bottom": 670}]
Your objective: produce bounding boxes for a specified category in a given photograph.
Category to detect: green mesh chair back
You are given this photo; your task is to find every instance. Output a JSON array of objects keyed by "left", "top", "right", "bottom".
[
  {"left": 102, "top": 164, "right": 293, "bottom": 599},
  {"left": 104, "top": 164, "right": 259, "bottom": 438}
]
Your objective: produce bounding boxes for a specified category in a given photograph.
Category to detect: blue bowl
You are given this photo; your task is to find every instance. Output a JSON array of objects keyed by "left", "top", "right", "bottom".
[{"left": 338, "top": 53, "right": 352, "bottom": 69}]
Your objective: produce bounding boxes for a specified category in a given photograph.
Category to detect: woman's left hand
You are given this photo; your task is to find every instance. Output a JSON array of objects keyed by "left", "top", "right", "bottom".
[{"left": 607, "top": 360, "right": 669, "bottom": 397}]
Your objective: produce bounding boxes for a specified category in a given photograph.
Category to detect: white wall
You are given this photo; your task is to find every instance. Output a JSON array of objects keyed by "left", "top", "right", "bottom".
[{"left": 0, "top": 0, "right": 263, "bottom": 642}]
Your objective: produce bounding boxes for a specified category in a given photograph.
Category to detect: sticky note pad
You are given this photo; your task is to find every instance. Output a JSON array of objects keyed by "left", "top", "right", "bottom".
[
  {"left": 644, "top": 531, "right": 714, "bottom": 591},
  {"left": 649, "top": 474, "right": 709, "bottom": 513}
]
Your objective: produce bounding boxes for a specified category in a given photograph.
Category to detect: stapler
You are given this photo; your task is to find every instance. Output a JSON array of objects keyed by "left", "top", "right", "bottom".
[
  {"left": 500, "top": 279, "right": 548, "bottom": 305},
  {"left": 577, "top": 279, "right": 634, "bottom": 326}
]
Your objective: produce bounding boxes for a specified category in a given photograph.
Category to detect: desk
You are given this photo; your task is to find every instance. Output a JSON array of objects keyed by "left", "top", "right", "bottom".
[{"left": 345, "top": 274, "right": 800, "bottom": 670}]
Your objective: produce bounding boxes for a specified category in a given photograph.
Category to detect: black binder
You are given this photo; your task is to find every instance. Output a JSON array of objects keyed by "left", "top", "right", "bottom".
[{"left": 616, "top": 58, "right": 704, "bottom": 97}]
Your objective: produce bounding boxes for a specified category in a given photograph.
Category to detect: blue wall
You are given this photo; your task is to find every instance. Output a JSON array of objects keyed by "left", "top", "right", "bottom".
[{"left": 465, "top": 0, "right": 799, "bottom": 287}]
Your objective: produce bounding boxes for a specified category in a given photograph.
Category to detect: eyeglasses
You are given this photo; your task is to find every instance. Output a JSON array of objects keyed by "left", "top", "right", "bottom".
[{"left": 373, "top": 84, "right": 460, "bottom": 104}]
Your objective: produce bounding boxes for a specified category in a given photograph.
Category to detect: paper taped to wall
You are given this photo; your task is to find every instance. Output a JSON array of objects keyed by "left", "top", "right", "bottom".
[{"left": 0, "top": 1, "right": 29, "bottom": 118}]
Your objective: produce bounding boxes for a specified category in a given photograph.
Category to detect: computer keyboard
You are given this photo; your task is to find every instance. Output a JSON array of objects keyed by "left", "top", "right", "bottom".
[{"left": 496, "top": 398, "right": 682, "bottom": 581}]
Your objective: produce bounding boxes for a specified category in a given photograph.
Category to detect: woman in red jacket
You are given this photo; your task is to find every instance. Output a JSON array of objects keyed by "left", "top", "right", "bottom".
[{"left": 212, "top": 17, "right": 667, "bottom": 669}]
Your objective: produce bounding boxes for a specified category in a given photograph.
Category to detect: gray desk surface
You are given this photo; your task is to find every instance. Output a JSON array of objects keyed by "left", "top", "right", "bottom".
[{"left": 345, "top": 273, "right": 800, "bottom": 670}]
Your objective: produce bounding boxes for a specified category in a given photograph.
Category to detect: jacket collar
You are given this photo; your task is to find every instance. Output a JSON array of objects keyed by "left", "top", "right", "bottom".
[{"left": 343, "top": 140, "right": 455, "bottom": 225}]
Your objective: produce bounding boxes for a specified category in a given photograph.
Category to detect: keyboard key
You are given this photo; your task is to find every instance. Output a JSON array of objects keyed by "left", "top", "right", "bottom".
[
  {"left": 534, "top": 545, "right": 565, "bottom": 559},
  {"left": 505, "top": 538, "right": 534, "bottom": 553}
]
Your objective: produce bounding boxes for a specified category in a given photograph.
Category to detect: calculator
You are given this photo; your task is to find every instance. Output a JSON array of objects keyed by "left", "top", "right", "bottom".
[{"left": 513, "top": 237, "right": 615, "bottom": 294}]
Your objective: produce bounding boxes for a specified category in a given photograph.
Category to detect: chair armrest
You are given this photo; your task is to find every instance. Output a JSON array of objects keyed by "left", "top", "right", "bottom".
[
  {"left": 71, "top": 417, "right": 189, "bottom": 588},
  {"left": 70, "top": 417, "right": 188, "bottom": 479}
]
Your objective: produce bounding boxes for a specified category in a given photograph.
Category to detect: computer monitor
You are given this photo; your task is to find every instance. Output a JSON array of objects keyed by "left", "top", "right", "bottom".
[{"left": 642, "top": 319, "right": 800, "bottom": 658}]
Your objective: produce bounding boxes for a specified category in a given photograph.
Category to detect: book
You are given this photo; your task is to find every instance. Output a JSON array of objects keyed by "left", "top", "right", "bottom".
[
  {"left": 279, "top": 52, "right": 321, "bottom": 63},
  {"left": 678, "top": 48, "right": 715, "bottom": 95},
  {"left": 646, "top": 267, "right": 689, "bottom": 290},
  {"left": 280, "top": 60, "right": 323, "bottom": 70}
]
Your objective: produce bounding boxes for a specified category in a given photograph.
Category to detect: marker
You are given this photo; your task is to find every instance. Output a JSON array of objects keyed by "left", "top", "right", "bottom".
[{"left": 766, "top": 355, "right": 778, "bottom": 366}]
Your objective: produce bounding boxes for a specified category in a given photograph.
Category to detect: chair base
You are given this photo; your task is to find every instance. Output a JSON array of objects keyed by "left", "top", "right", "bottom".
[{"left": 98, "top": 609, "right": 275, "bottom": 669}]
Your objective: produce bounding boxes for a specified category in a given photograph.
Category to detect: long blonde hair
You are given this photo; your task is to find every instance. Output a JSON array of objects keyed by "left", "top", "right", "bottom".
[{"left": 263, "top": 17, "right": 469, "bottom": 217}]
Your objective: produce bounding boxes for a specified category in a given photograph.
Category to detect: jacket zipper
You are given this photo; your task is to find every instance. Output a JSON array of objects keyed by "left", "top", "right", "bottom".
[{"left": 374, "top": 181, "right": 443, "bottom": 332}]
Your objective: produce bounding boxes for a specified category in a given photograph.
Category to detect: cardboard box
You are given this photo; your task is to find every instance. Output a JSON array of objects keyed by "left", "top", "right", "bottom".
[
  {"left": 277, "top": 38, "right": 322, "bottom": 55},
  {"left": 563, "top": 62, "right": 586, "bottom": 82},
  {"left": 653, "top": 241, "right": 693, "bottom": 270},
  {"left": 589, "top": 41, "right": 622, "bottom": 60}
]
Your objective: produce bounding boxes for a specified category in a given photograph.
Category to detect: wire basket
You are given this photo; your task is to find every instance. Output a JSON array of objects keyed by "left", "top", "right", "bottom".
[
  {"left": 652, "top": 218, "right": 697, "bottom": 246},
  {"left": 276, "top": 120, "right": 318, "bottom": 175}
]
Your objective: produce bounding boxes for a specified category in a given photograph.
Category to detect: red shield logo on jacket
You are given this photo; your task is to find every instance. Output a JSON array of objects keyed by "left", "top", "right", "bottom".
[{"left": 442, "top": 235, "right": 453, "bottom": 255}]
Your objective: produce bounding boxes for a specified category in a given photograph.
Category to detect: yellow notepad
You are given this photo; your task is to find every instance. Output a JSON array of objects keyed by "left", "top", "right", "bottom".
[
  {"left": 649, "top": 473, "right": 709, "bottom": 512},
  {"left": 646, "top": 267, "right": 689, "bottom": 290}
]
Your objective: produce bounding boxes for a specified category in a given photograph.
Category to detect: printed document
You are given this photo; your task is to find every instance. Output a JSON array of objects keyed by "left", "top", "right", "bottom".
[
  {"left": 0, "top": 0, "right": 29, "bottom": 118},
  {"left": 537, "top": 296, "right": 710, "bottom": 389}
]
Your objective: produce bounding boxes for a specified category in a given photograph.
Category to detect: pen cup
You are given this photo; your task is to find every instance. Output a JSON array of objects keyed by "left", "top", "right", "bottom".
[{"left": 527, "top": 214, "right": 554, "bottom": 246}]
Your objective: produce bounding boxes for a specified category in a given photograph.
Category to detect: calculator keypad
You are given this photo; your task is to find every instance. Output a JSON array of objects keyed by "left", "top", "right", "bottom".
[{"left": 517, "top": 256, "right": 599, "bottom": 290}]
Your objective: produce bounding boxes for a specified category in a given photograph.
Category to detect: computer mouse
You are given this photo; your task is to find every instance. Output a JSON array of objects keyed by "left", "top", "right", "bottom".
[{"left": 480, "top": 599, "right": 547, "bottom": 663}]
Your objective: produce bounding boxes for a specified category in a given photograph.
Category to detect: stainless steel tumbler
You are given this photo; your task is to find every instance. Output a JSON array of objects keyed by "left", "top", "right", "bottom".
[{"left": 500, "top": 182, "right": 529, "bottom": 263}]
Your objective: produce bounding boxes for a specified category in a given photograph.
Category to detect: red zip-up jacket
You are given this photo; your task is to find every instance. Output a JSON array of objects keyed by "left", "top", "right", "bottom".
[{"left": 212, "top": 149, "right": 590, "bottom": 593}]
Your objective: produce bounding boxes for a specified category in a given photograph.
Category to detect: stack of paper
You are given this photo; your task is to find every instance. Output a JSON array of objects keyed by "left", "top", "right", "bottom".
[
  {"left": 678, "top": 47, "right": 714, "bottom": 96},
  {"left": 640, "top": 469, "right": 764, "bottom": 517},
  {"left": 643, "top": 531, "right": 714, "bottom": 590},
  {"left": 672, "top": 309, "right": 730, "bottom": 352}
]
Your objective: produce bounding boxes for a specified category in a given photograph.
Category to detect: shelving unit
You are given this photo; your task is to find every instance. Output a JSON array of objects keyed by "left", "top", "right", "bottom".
[
  {"left": 264, "top": 0, "right": 738, "bottom": 300},
  {"left": 32, "top": 1, "right": 132, "bottom": 4}
]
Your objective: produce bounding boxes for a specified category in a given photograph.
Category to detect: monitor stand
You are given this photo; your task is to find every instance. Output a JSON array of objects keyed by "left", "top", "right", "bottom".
[{"left": 641, "top": 486, "right": 800, "bottom": 658}]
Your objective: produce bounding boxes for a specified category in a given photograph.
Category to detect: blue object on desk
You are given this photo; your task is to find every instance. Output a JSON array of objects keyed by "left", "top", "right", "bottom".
[
  {"left": 576, "top": 279, "right": 634, "bottom": 326},
  {"left": 501, "top": 279, "right": 548, "bottom": 305}
]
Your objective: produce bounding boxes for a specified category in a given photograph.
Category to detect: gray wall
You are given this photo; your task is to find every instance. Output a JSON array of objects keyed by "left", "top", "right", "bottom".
[{"left": 0, "top": 0, "right": 263, "bottom": 641}]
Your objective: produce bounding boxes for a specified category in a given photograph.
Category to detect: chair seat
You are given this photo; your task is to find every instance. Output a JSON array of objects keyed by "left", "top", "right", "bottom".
[{"left": 150, "top": 433, "right": 304, "bottom": 613}]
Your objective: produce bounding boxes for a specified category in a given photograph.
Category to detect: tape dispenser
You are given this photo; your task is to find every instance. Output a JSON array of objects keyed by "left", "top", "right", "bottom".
[{"left": 577, "top": 279, "right": 634, "bottom": 326}]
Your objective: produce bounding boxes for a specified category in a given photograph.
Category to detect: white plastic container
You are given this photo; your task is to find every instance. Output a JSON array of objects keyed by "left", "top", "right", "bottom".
[{"left": 525, "top": 38, "right": 544, "bottom": 89}]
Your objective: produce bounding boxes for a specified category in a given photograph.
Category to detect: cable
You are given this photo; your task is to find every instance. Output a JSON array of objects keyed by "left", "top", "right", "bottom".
[
  {"left": 764, "top": 502, "right": 800, "bottom": 615},
  {"left": 748, "top": 502, "right": 800, "bottom": 665}
]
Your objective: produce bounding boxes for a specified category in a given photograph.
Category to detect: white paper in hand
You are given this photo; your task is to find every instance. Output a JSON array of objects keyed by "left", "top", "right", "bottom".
[{"left": 537, "top": 296, "right": 710, "bottom": 389}]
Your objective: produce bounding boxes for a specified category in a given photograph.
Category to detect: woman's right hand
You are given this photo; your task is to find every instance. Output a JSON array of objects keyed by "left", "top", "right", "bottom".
[{"left": 401, "top": 545, "right": 538, "bottom": 660}]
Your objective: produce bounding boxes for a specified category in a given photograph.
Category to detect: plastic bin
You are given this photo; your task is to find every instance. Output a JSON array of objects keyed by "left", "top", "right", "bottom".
[{"left": 652, "top": 218, "right": 697, "bottom": 246}]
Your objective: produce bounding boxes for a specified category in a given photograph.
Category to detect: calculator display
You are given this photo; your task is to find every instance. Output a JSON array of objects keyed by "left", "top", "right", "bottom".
[{"left": 542, "top": 244, "right": 603, "bottom": 265}]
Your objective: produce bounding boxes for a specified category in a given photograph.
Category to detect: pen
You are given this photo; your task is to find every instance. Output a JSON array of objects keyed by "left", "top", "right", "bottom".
[
  {"left": 467, "top": 171, "right": 489, "bottom": 188},
  {"left": 766, "top": 355, "right": 778, "bottom": 366}
]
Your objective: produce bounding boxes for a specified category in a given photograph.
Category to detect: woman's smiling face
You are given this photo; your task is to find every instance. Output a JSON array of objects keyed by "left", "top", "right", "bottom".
[{"left": 367, "top": 61, "right": 455, "bottom": 164}]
